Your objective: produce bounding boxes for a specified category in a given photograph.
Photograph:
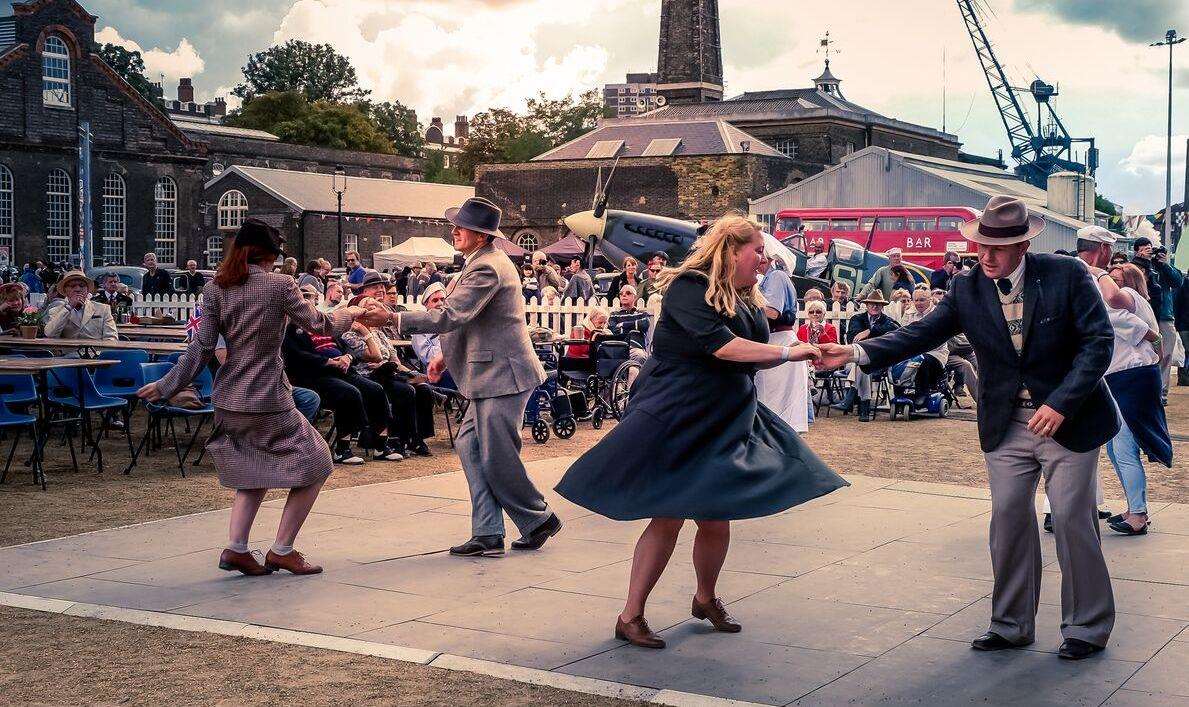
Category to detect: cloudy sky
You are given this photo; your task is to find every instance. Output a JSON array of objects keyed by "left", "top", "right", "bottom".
[{"left": 83, "top": 0, "right": 1187, "bottom": 212}]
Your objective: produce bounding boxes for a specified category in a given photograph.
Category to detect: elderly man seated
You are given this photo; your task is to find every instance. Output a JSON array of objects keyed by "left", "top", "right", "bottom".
[
  {"left": 44, "top": 272, "right": 117, "bottom": 341},
  {"left": 410, "top": 282, "right": 457, "bottom": 390},
  {"left": 836, "top": 291, "right": 899, "bottom": 421},
  {"left": 899, "top": 289, "right": 949, "bottom": 409},
  {"left": 93, "top": 273, "right": 134, "bottom": 313}
]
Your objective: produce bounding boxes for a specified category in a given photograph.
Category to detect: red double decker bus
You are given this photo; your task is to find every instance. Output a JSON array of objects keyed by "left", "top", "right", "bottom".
[{"left": 774, "top": 207, "right": 979, "bottom": 269}]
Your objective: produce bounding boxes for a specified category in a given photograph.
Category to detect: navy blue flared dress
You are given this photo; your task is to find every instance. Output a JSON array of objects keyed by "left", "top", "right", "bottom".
[{"left": 555, "top": 272, "right": 848, "bottom": 521}]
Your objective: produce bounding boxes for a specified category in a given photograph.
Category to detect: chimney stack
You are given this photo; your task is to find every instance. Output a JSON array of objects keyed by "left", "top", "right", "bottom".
[
  {"left": 177, "top": 77, "right": 194, "bottom": 103},
  {"left": 454, "top": 115, "right": 469, "bottom": 140},
  {"left": 212, "top": 97, "right": 227, "bottom": 117}
]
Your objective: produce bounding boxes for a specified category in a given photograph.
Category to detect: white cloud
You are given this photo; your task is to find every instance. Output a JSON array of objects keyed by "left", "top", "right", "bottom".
[
  {"left": 95, "top": 26, "right": 206, "bottom": 85},
  {"left": 1120, "top": 134, "right": 1188, "bottom": 175}
]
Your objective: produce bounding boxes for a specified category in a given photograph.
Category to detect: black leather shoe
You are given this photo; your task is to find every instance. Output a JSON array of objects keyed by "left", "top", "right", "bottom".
[
  {"left": 449, "top": 535, "right": 504, "bottom": 557},
  {"left": 1106, "top": 513, "right": 1126, "bottom": 525},
  {"left": 1098, "top": 509, "right": 1113, "bottom": 520},
  {"left": 1107, "top": 518, "right": 1148, "bottom": 535},
  {"left": 511, "top": 514, "right": 562, "bottom": 551},
  {"left": 1059, "top": 638, "right": 1104, "bottom": 660},
  {"left": 971, "top": 632, "right": 1030, "bottom": 651},
  {"left": 1043, "top": 513, "right": 1053, "bottom": 533},
  {"left": 409, "top": 440, "right": 432, "bottom": 457}
]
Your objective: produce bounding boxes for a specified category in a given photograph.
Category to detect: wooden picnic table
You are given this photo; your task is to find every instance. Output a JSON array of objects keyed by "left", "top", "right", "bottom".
[
  {"left": 0, "top": 336, "right": 188, "bottom": 356},
  {"left": 117, "top": 325, "right": 189, "bottom": 341},
  {"left": 0, "top": 357, "right": 119, "bottom": 490}
]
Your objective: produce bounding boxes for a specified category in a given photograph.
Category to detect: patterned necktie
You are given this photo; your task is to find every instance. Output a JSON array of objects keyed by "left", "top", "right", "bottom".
[{"left": 996, "top": 278, "right": 1012, "bottom": 296}]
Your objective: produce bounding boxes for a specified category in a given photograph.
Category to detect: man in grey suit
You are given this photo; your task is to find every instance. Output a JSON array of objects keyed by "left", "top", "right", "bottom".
[{"left": 392, "top": 197, "right": 561, "bottom": 557}]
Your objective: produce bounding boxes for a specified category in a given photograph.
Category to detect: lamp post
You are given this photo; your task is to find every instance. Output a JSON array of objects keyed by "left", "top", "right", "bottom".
[
  {"left": 331, "top": 166, "right": 347, "bottom": 267},
  {"left": 1151, "top": 29, "right": 1184, "bottom": 254}
]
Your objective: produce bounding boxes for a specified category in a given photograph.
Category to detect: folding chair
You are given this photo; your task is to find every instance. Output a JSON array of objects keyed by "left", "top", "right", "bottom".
[
  {"left": 47, "top": 366, "right": 133, "bottom": 474},
  {"left": 125, "top": 362, "right": 214, "bottom": 476},
  {"left": 0, "top": 401, "right": 39, "bottom": 489}
]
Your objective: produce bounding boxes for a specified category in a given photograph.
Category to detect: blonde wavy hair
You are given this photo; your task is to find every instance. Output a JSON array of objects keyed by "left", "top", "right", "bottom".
[{"left": 655, "top": 213, "right": 766, "bottom": 317}]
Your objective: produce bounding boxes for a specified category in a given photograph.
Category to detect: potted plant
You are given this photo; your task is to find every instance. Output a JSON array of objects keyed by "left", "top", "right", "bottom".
[{"left": 16, "top": 306, "right": 41, "bottom": 339}]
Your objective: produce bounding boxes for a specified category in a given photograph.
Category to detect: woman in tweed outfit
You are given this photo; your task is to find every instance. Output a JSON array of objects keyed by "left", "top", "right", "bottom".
[{"left": 138, "top": 219, "right": 385, "bottom": 576}]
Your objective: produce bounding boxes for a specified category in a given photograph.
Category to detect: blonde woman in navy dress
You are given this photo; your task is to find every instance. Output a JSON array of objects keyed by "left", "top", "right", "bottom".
[{"left": 556, "top": 215, "right": 848, "bottom": 649}]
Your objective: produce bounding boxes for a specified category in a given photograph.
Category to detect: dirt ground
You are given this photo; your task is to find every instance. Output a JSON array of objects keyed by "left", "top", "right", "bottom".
[
  {"left": 0, "top": 606, "right": 645, "bottom": 707},
  {"left": 1, "top": 383, "right": 1185, "bottom": 706}
]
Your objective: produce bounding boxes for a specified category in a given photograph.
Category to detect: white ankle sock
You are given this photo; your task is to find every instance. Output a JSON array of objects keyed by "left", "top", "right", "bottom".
[
  {"left": 227, "top": 541, "right": 249, "bottom": 553},
  {"left": 270, "top": 543, "right": 293, "bottom": 556}
]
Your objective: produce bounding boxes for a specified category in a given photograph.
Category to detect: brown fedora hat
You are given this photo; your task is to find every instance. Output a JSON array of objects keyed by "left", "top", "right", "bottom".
[
  {"left": 861, "top": 291, "right": 890, "bottom": 306},
  {"left": 960, "top": 195, "right": 1045, "bottom": 246}
]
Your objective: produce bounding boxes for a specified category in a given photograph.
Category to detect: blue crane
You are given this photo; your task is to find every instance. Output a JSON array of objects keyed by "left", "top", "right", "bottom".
[{"left": 956, "top": 0, "right": 1098, "bottom": 189}]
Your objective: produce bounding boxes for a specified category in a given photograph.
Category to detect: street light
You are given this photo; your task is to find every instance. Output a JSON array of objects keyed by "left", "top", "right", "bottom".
[
  {"left": 1151, "top": 29, "right": 1184, "bottom": 254},
  {"left": 331, "top": 165, "right": 348, "bottom": 267}
]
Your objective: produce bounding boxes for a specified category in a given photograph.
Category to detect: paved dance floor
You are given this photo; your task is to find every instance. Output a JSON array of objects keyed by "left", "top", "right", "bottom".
[{"left": 3, "top": 459, "right": 1187, "bottom": 705}]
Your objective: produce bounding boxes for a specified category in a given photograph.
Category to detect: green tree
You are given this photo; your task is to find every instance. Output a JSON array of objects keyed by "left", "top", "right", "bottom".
[
  {"left": 273, "top": 102, "right": 392, "bottom": 154},
  {"left": 234, "top": 40, "right": 370, "bottom": 103},
  {"left": 527, "top": 89, "right": 603, "bottom": 145},
  {"left": 223, "top": 91, "right": 312, "bottom": 133},
  {"left": 458, "top": 91, "right": 603, "bottom": 180},
  {"left": 359, "top": 100, "right": 424, "bottom": 158},
  {"left": 423, "top": 150, "right": 470, "bottom": 185},
  {"left": 98, "top": 43, "right": 163, "bottom": 107}
]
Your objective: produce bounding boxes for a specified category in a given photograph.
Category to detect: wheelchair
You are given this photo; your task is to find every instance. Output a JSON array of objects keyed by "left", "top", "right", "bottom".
[
  {"left": 554, "top": 336, "right": 642, "bottom": 426},
  {"left": 886, "top": 355, "right": 951, "bottom": 420},
  {"left": 524, "top": 342, "right": 580, "bottom": 443}
]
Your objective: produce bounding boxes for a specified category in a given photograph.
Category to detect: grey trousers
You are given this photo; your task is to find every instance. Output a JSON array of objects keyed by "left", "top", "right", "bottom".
[
  {"left": 984, "top": 408, "right": 1115, "bottom": 647},
  {"left": 1158, "top": 320, "right": 1177, "bottom": 393},
  {"left": 456, "top": 389, "right": 551, "bottom": 538}
]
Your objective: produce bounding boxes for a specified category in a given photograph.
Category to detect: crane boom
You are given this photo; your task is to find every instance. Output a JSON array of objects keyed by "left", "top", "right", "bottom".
[{"left": 956, "top": 0, "right": 1034, "bottom": 162}]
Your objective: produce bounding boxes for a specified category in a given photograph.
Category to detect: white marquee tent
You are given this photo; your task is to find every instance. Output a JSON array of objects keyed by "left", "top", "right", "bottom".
[{"left": 373, "top": 237, "right": 459, "bottom": 271}]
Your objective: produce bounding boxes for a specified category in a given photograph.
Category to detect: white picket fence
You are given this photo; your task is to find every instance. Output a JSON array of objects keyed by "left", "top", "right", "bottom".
[{"left": 28, "top": 292, "right": 866, "bottom": 336}]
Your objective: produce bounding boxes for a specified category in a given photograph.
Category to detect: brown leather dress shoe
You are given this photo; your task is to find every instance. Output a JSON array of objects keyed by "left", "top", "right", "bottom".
[
  {"left": 218, "top": 549, "right": 272, "bottom": 576},
  {"left": 615, "top": 615, "right": 665, "bottom": 649},
  {"left": 692, "top": 597, "right": 742, "bottom": 633},
  {"left": 264, "top": 549, "right": 323, "bottom": 575}
]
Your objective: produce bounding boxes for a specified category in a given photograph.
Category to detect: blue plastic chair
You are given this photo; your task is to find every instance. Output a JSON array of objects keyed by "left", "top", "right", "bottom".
[
  {"left": 127, "top": 362, "right": 214, "bottom": 476},
  {"left": 47, "top": 366, "right": 133, "bottom": 473},
  {"left": 94, "top": 350, "right": 149, "bottom": 399},
  {"left": 0, "top": 401, "right": 40, "bottom": 489},
  {"left": 0, "top": 355, "right": 38, "bottom": 408}
]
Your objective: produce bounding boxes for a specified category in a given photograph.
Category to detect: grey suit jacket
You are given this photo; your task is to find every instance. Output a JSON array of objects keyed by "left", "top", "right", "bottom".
[
  {"left": 43, "top": 299, "right": 118, "bottom": 341},
  {"left": 399, "top": 243, "right": 546, "bottom": 400},
  {"left": 157, "top": 266, "right": 353, "bottom": 413}
]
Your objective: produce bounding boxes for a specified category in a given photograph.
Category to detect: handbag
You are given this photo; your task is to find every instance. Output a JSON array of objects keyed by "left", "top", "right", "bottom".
[
  {"left": 1173, "top": 332, "right": 1186, "bottom": 368},
  {"left": 168, "top": 386, "right": 205, "bottom": 410}
]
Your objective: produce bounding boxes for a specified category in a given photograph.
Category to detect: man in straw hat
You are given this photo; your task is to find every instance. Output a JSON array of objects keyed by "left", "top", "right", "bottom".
[
  {"left": 43, "top": 271, "right": 117, "bottom": 341},
  {"left": 820, "top": 195, "right": 1117, "bottom": 660},
  {"left": 837, "top": 290, "right": 899, "bottom": 422},
  {"left": 389, "top": 197, "right": 561, "bottom": 557}
]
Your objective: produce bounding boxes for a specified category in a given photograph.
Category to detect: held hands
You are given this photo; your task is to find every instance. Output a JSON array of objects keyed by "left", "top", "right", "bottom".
[
  {"left": 1027, "top": 405, "right": 1066, "bottom": 438},
  {"left": 354, "top": 302, "right": 392, "bottom": 328},
  {"left": 136, "top": 381, "right": 163, "bottom": 402},
  {"left": 327, "top": 355, "right": 351, "bottom": 373},
  {"left": 426, "top": 354, "right": 447, "bottom": 383},
  {"left": 786, "top": 343, "right": 822, "bottom": 363},
  {"left": 815, "top": 343, "right": 855, "bottom": 371}
]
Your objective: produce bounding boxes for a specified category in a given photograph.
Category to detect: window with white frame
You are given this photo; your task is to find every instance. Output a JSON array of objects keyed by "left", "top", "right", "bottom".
[
  {"left": 206, "top": 235, "right": 223, "bottom": 268},
  {"left": 101, "top": 173, "right": 126, "bottom": 264},
  {"left": 42, "top": 35, "right": 71, "bottom": 107},
  {"left": 154, "top": 177, "right": 177, "bottom": 266},
  {"left": 516, "top": 232, "right": 539, "bottom": 251},
  {"left": 379, "top": 234, "right": 392, "bottom": 250},
  {"left": 344, "top": 234, "right": 358, "bottom": 257},
  {"left": 46, "top": 169, "right": 72, "bottom": 262},
  {"left": 217, "top": 189, "right": 247, "bottom": 230},
  {"left": 0, "top": 165, "right": 12, "bottom": 259},
  {"left": 772, "top": 138, "right": 796, "bottom": 158}
]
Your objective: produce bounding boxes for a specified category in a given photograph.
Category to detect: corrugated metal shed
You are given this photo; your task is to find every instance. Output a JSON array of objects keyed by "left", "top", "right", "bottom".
[{"left": 749, "top": 147, "right": 1093, "bottom": 253}]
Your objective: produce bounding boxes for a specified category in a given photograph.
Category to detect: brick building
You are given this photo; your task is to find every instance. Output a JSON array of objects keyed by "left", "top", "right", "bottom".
[
  {"left": 603, "top": 73, "right": 660, "bottom": 118},
  {"left": 0, "top": 0, "right": 206, "bottom": 267},
  {"left": 203, "top": 166, "right": 473, "bottom": 268}
]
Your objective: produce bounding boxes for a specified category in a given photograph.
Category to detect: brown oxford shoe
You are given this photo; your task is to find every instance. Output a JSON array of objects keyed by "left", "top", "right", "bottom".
[
  {"left": 264, "top": 549, "right": 323, "bottom": 575},
  {"left": 615, "top": 615, "right": 666, "bottom": 649},
  {"left": 692, "top": 596, "right": 742, "bottom": 633},
  {"left": 218, "top": 549, "right": 272, "bottom": 576}
]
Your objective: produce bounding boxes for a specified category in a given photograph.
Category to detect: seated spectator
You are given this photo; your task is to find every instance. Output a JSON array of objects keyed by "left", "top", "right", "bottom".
[
  {"left": 899, "top": 289, "right": 948, "bottom": 408},
  {"left": 798, "top": 300, "right": 837, "bottom": 345},
  {"left": 607, "top": 285, "right": 652, "bottom": 354},
  {"left": 931, "top": 288, "right": 947, "bottom": 305},
  {"left": 0, "top": 283, "right": 27, "bottom": 332},
  {"left": 805, "top": 242, "right": 828, "bottom": 279},
  {"left": 1109, "top": 252, "right": 1128, "bottom": 266},
  {"left": 321, "top": 280, "right": 345, "bottom": 311},
  {"left": 521, "top": 263, "right": 540, "bottom": 301},
  {"left": 384, "top": 281, "right": 402, "bottom": 310},
  {"left": 836, "top": 291, "right": 899, "bottom": 421},
  {"left": 43, "top": 272, "right": 117, "bottom": 341},
  {"left": 887, "top": 287, "right": 912, "bottom": 322},
  {"left": 20, "top": 263, "right": 44, "bottom": 294},
  {"left": 565, "top": 306, "right": 611, "bottom": 360},
  {"left": 540, "top": 286, "right": 561, "bottom": 306},
  {"left": 141, "top": 253, "right": 173, "bottom": 296},
  {"left": 606, "top": 256, "right": 640, "bottom": 302},
  {"left": 802, "top": 288, "right": 826, "bottom": 304},
  {"left": 830, "top": 281, "right": 851, "bottom": 306},
  {"left": 93, "top": 273, "right": 134, "bottom": 312},
  {"left": 561, "top": 257, "right": 594, "bottom": 301},
  {"left": 178, "top": 260, "right": 206, "bottom": 295},
  {"left": 282, "top": 315, "right": 401, "bottom": 465},
  {"left": 637, "top": 252, "right": 669, "bottom": 303},
  {"left": 946, "top": 333, "right": 979, "bottom": 399},
  {"left": 296, "top": 260, "right": 325, "bottom": 293},
  {"left": 340, "top": 293, "right": 436, "bottom": 457}
]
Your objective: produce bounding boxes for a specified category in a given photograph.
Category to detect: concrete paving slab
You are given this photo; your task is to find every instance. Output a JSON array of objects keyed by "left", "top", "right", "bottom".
[
  {"left": 726, "top": 589, "right": 945, "bottom": 657},
  {"left": 1102, "top": 689, "right": 1189, "bottom": 706},
  {"left": 831, "top": 487, "right": 991, "bottom": 519},
  {"left": 794, "top": 635, "right": 1141, "bottom": 706},
  {"left": 355, "top": 620, "right": 610, "bottom": 670},
  {"left": 1039, "top": 571, "right": 1189, "bottom": 622},
  {"left": 19, "top": 576, "right": 242, "bottom": 612},
  {"left": 925, "top": 597, "right": 1187, "bottom": 663},
  {"left": 1097, "top": 532, "right": 1188, "bottom": 585},
  {"left": 175, "top": 578, "right": 454, "bottom": 636},
  {"left": 535, "top": 559, "right": 787, "bottom": 605},
  {"left": 559, "top": 622, "right": 870, "bottom": 706},
  {"left": 335, "top": 551, "right": 573, "bottom": 601},
  {"left": 777, "top": 562, "right": 993, "bottom": 614},
  {"left": 263, "top": 488, "right": 458, "bottom": 520},
  {"left": 696, "top": 539, "right": 858, "bottom": 579},
  {"left": 884, "top": 479, "right": 994, "bottom": 500},
  {"left": 0, "top": 546, "right": 140, "bottom": 591},
  {"left": 1121, "top": 640, "right": 1189, "bottom": 697},
  {"left": 1147, "top": 504, "right": 1189, "bottom": 536},
  {"left": 732, "top": 503, "right": 959, "bottom": 552}
]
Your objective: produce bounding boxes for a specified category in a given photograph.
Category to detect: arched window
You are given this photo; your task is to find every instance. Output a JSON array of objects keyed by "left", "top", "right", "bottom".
[
  {"left": 217, "top": 190, "right": 247, "bottom": 230},
  {"left": 154, "top": 177, "right": 177, "bottom": 266},
  {"left": 46, "top": 169, "right": 72, "bottom": 262},
  {"left": 42, "top": 35, "right": 71, "bottom": 107},
  {"left": 516, "top": 232, "right": 539, "bottom": 251},
  {"left": 0, "top": 165, "right": 12, "bottom": 260},
  {"left": 206, "top": 235, "right": 223, "bottom": 268},
  {"left": 101, "top": 173, "right": 126, "bottom": 264}
]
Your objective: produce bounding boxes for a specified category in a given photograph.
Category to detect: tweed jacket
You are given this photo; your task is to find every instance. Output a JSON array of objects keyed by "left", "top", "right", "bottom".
[
  {"left": 398, "top": 243, "right": 546, "bottom": 400},
  {"left": 157, "top": 266, "right": 353, "bottom": 413},
  {"left": 43, "top": 299, "right": 118, "bottom": 341},
  {"left": 860, "top": 253, "right": 1117, "bottom": 453}
]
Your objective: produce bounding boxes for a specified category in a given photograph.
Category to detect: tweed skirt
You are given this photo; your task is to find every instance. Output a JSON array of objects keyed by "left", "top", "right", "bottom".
[{"left": 207, "top": 407, "right": 334, "bottom": 490}]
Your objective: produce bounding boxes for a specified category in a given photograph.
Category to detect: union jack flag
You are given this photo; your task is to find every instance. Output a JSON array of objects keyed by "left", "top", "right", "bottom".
[{"left": 185, "top": 303, "right": 203, "bottom": 341}]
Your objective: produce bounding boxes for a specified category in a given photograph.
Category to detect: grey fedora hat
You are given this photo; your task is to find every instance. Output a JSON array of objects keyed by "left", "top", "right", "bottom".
[
  {"left": 445, "top": 197, "right": 503, "bottom": 238},
  {"left": 960, "top": 195, "right": 1045, "bottom": 246}
]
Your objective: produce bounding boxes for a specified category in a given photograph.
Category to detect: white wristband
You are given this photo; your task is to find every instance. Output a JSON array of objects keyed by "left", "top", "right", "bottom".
[{"left": 781, "top": 345, "right": 792, "bottom": 362}]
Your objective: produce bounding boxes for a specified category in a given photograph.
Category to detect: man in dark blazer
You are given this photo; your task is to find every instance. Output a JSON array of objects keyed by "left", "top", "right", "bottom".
[
  {"left": 842, "top": 291, "right": 899, "bottom": 421},
  {"left": 820, "top": 196, "right": 1117, "bottom": 661},
  {"left": 141, "top": 252, "right": 174, "bottom": 296},
  {"left": 93, "top": 273, "right": 133, "bottom": 311}
]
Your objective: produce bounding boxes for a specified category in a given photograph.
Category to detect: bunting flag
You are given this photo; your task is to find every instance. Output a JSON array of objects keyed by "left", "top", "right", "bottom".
[{"left": 185, "top": 303, "right": 203, "bottom": 341}]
